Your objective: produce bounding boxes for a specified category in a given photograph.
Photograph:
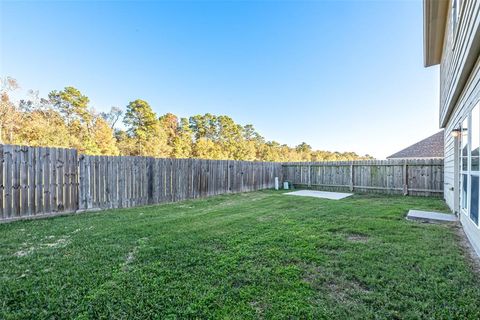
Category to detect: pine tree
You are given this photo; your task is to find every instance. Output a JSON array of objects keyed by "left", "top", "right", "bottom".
[
  {"left": 172, "top": 118, "right": 193, "bottom": 158},
  {"left": 48, "top": 87, "right": 98, "bottom": 153},
  {"left": 124, "top": 99, "right": 170, "bottom": 157}
]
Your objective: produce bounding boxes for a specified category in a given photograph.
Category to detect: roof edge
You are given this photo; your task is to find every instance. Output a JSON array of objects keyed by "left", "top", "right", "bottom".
[
  {"left": 423, "top": 0, "right": 449, "bottom": 67},
  {"left": 386, "top": 131, "right": 444, "bottom": 159}
]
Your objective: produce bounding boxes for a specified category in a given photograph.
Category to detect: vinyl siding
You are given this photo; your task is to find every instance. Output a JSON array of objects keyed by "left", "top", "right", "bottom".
[
  {"left": 441, "top": 1, "right": 480, "bottom": 255},
  {"left": 443, "top": 56, "right": 480, "bottom": 256},
  {"left": 439, "top": 0, "right": 480, "bottom": 127},
  {"left": 443, "top": 54, "right": 480, "bottom": 211}
]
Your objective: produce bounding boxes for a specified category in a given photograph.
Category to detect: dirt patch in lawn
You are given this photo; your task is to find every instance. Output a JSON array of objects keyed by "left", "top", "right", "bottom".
[
  {"left": 346, "top": 234, "right": 369, "bottom": 243},
  {"left": 249, "top": 300, "right": 268, "bottom": 319},
  {"left": 122, "top": 237, "right": 149, "bottom": 271},
  {"left": 301, "top": 263, "right": 325, "bottom": 286},
  {"left": 327, "top": 279, "right": 370, "bottom": 303},
  {"left": 300, "top": 260, "right": 371, "bottom": 303},
  {"left": 257, "top": 215, "right": 274, "bottom": 222},
  {"left": 122, "top": 248, "right": 138, "bottom": 271},
  {"left": 13, "top": 236, "right": 71, "bottom": 257}
]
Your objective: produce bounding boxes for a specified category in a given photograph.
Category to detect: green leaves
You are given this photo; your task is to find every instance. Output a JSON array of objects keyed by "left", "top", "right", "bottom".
[
  {"left": 48, "top": 86, "right": 91, "bottom": 126},
  {"left": 123, "top": 99, "right": 170, "bottom": 157},
  {"left": 4, "top": 77, "right": 374, "bottom": 161}
]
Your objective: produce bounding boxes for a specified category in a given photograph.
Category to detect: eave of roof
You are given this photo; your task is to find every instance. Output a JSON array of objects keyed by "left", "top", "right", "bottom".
[{"left": 423, "top": 0, "right": 449, "bottom": 67}]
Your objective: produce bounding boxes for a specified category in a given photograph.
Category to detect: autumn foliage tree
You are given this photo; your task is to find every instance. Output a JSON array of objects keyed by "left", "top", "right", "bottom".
[
  {"left": 1, "top": 77, "right": 374, "bottom": 161},
  {"left": 0, "top": 77, "right": 21, "bottom": 144},
  {"left": 122, "top": 99, "right": 170, "bottom": 157}
]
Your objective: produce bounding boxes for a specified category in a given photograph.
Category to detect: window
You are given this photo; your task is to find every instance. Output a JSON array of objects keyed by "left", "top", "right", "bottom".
[
  {"left": 472, "top": 106, "right": 479, "bottom": 171},
  {"left": 471, "top": 176, "right": 479, "bottom": 224},
  {"left": 471, "top": 105, "right": 480, "bottom": 225},
  {"left": 461, "top": 117, "right": 469, "bottom": 211},
  {"left": 462, "top": 173, "right": 468, "bottom": 209},
  {"left": 460, "top": 103, "right": 480, "bottom": 226}
]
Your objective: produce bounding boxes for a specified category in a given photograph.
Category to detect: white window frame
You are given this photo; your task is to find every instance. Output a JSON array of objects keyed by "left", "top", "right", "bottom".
[
  {"left": 459, "top": 102, "right": 480, "bottom": 227},
  {"left": 460, "top": 117, "right": 469, "bottom": 215}
]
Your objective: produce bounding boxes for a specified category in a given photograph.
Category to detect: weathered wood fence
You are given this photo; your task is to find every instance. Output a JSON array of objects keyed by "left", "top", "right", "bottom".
[
  {"left": 0, "top": 145, "right": 78, "bottom": 220},
  {"left": 78, "top": 156, "right": 281, "bottom": 211},
  {"left": 0, "top": 144, "right": 445, "bottom": 221},
  {"left": 283, "top": 159, "right": 444, "bottom": 197},
  {"left": 0, "top": 144, "right": 282, "bottom": 221}
]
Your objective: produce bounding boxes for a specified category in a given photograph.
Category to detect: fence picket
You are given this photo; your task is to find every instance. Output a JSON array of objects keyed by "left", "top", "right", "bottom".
[
  {"left": 12, "top": 146, "right": 21, "bottom": 216},
  {"left": 0, "top": 143, "right": 444, "bottom": 221},
  {"left": 283, "top": 160, "right": 444, "bottom": 196}
]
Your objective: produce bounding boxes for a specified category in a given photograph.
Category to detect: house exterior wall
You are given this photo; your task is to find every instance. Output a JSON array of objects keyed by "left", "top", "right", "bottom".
[
  {"left": 439, "top": 0, "right": 480, "bottom": 127},
  {"left": 443, "top": 56, "right": 480, "bottom": 256},
  {"left": 441, "top": 0, "right": 480, "bottom": 256}
]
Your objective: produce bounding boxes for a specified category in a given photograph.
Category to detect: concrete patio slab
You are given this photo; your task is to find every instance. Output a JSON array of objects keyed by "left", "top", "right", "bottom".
[
  {"left": 407, "top": 209, "right": 457, "bottom": 223},
  {"left": 284, "top": 190, "right": 353, "bottom": 200}
]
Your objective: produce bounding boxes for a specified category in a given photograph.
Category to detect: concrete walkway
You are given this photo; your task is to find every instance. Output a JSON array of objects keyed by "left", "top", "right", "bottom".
[
  {"left": 407, "top": 209, "right": 457, "bottom": 223},
  {"left": 284, "top": 190, "right": 353, "bottom": 200}
]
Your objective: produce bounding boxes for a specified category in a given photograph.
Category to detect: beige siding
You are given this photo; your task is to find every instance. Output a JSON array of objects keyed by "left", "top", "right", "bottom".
[
  {"left": 439, "top": 0, "right": 480, "bottom": 127},
  {"left": 443, "top": 54, "right": 480, "bottom": 211},
  {"left": 442, "top": 35, "right": 480, "bottom": 258},
  {"left": 443, "top": 66, "right": 480, "bottom": 255},
  {"left": 440, "top": 2, "right": 480, "bottom": 254}
]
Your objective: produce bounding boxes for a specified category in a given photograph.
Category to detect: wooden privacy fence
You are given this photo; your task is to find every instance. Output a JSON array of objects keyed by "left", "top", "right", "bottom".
[
  {"left": 78, "top": 156, "right": 281, "bottom": 211},
  {"left": 0, "top": 144, "right": 445, "bottom": 221},
  {"left": 0, "top": 144, "right": 282, "bottom": 221},
  {"left": 283, "top": 159, "right": 444, "bottom": 197},
  {"left": 0, "top": 145, "right": 78, "bottom": 219}
]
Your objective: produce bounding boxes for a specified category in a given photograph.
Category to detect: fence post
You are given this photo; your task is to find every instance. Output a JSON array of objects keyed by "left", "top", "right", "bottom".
[
  {"left": 403, "top": 160, "right": 408, "bottom": 196},
  {"left": 349, "top": 164, "right": 354, "bottom": 192},
  {"left": 78, "top": 154, "right": 84, "bottom": 211},
  {"left": 148, "top": 157, "right": 154, "bottom": 204},
  {"left": 227, "top": 160, "right": 231, "bottom": 192},
  {"left": 308, "top": 164, "right": 311, "bottom": 188}
]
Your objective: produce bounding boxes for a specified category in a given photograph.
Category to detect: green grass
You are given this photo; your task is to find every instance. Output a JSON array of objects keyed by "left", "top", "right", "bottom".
[{"left": 1, "top": 190, "right": 479, "bottom": 319}]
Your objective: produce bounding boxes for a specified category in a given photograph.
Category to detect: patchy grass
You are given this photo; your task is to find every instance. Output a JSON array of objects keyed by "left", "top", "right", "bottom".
[{"left": 1, "top": 190, "right": 479, "bottom": 319}]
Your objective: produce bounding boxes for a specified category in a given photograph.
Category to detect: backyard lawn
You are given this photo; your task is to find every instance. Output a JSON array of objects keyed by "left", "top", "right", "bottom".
[{"left": 1, "top": 190, "right": 479, "bottom": 319}]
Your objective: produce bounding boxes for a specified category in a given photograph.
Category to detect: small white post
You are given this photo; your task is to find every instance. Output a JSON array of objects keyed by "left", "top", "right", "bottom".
[{"left": 275, "top": 177, "right": 279, "bottom": 190}]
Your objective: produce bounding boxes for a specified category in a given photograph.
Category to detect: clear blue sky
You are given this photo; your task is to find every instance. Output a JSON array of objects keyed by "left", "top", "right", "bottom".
[{"left": 0, "top": 0, "right": 439, "bottom": 159}]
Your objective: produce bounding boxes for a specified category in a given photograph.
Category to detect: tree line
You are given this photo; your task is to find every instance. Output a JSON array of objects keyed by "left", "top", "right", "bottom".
[{"left": 0, "top": 77, "right": 373, "bottom": 161}]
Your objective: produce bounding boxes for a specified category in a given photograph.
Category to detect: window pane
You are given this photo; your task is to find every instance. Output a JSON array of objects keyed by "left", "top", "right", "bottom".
[
  {"left": 473, "top": 157, "right": 480, "bottom": 171},
  {"left": 470, "top": 175, "right": 479, "bottom": 225},
  {"left": 463, "top": 157, "right": 469, "bottom": 171},
  {"left": 471, "top": 105, "right": 479, "bottom": 171},
  {"left": 462, "top": 118, "right": 469, "bottom": 157},
  {"left": 462, "top": 174, "right": 468, "bottom": 209}
]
